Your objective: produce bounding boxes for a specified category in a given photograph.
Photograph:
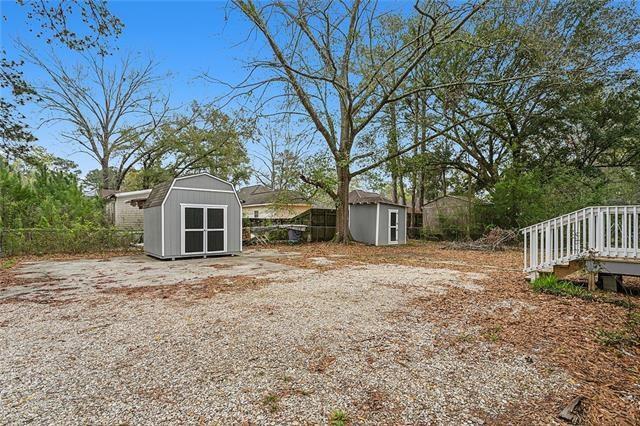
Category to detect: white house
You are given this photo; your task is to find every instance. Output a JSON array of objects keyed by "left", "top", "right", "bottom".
[
  {"left": 104, "top": 189, "right": 152, "bottom": 230},
  {"left": 237, "top": 185, "right": 313, "bottom": 220}
]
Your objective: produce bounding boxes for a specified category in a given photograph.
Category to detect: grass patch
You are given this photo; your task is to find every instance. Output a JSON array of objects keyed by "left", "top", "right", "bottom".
[
  {"left": 481, "top": 325, "right": 502, "bottom": 342},
  {"left": 531, "top": 275, "right": 638, "bottom": 310},
  {"left": 262, "top": 393, "right": 280, "bottom": 413},
  {"left": 531, "top": 275, "right": 592, "bottom": 299},
  {"left": 597, "top": 312, "right": 640, "bottom": 349},
  {"left": 329, "top": 409, "right": 349, "bottom": 426},
  {"left": 456, "top": 333, "right": 475, "bottom": 343},
  {"left": 0, "top": 258, "right": 17, "bottom": 270}
]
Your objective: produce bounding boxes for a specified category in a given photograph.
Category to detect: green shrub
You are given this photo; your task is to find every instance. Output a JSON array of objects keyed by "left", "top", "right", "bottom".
[
  {"left": 0, "top": 161, "right": 104, "bottom": 229},
  {"left": 0, "top": 226, "right": 142, "bottom": 256},
  {"left": 482, "top": 167, "right": 640, "bottom": 231},
  {"left": 437, "top": 213, "right": 467, "bottom": 241}
]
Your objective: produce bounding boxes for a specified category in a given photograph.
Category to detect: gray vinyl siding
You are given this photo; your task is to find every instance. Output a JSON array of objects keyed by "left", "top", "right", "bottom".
[
  {"left": 163, "top": 189, "right": 241, "bottom": 257},
  {"left": 349, "top": 204, "right": 378, "bottom": 245},
  {"left": 377, "top": 204, "right": 406, "bottom": 245},
  {"left": 143, "top": 206, "right": 162, "bottom": 255}
]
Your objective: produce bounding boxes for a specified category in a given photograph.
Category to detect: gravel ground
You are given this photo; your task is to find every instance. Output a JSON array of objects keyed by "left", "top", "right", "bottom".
[
  {"left": 0, "top": 251, "right": 571, "bottom": 424},
  {"left": 1, "top": 249, "right": 295, "bottom": 302}
]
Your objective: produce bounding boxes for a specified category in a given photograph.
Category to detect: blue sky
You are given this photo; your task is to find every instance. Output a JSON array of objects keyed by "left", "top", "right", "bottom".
[{"left": 1, "top": 0, "right": 276, "bottom": 176}]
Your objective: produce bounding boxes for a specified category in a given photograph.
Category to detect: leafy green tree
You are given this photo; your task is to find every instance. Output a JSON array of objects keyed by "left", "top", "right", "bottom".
[
  {"left": 134, "top": 103, "right": 252, "bottom": 189},
  {"left": 0, "top": 158, "right": 103, "bottom": 229},
  {"left": 419, "top": 0, "right": 640, "bottom": 187}
]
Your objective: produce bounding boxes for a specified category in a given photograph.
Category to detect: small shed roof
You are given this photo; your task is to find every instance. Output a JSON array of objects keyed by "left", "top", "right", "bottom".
[{"left": 348, "top": 189, "right": 405, "bottom": 207}]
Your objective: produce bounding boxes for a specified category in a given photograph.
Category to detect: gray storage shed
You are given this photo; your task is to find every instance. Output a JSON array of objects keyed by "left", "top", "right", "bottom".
[
  {"left": 348, "top": 190, "right": 407, "bottom": 246},
  {"left": 143, "top": 173, "right": 242, "bottom": 259}
]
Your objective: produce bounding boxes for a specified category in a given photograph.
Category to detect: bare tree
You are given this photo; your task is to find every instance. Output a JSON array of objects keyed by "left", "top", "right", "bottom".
[
  {"left": 2, "top": 1, "right": 123, "bottom": 158},
  {"left": 24, "top": 48, "right": 170, "bottom": 191},
  {"left": 253, "top": 120, "right": 311, "bottom": 191},
  {"left": 229, "top": 0, "right": 488, "bottom": 242}
]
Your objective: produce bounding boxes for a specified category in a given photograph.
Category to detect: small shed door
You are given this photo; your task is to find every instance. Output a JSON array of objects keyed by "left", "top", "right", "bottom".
[
  {"left": 181, "top": 204, "right": 227, "bottom": 255},
  {"left": 388, "top": 209, "right": 399, "bottom": 244}
]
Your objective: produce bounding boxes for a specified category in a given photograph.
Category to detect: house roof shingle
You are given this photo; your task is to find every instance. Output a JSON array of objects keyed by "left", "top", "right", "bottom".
[{"left": 143, "top": 180, "right": 173, "bottom": 208}]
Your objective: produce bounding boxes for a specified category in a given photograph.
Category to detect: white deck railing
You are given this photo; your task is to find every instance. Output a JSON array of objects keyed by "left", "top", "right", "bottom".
[{"left": 521, "top": 206, "right": 640, "bottom": 273}]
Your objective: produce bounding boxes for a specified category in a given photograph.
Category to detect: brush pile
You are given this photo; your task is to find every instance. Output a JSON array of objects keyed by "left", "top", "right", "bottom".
[{"left": 443, "top": 227, "right": 518, "bottom": 251}]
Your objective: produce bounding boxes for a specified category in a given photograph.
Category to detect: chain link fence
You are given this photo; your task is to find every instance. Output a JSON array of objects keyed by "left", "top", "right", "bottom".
[{"left": 0, "top": 228, "right": 143, "bottom": 257}]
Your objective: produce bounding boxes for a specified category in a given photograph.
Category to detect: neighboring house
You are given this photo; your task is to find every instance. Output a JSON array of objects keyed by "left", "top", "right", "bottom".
[
  {"left": 104, "top": 189, "right": 152, "bottom": 230},
  {"left": 349, "top": 190, "right": 407, "bottom": 246},
  {"left": 238, "top": 185, "right": 313, "bottom": 220},
  {"left": 422, "top": 195, "right": 476, "bottom": 235}
]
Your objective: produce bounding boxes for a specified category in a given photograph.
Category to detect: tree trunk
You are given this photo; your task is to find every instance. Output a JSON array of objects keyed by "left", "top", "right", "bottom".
[
  {"left": 392, "top": 174, "right": 399, "bottom": 203},
  {"left": 101, "top": 156, "right": 112, "bottom": 190},
  {"left": 399, "top": 176, "right": 406, "bottom": 206},
  {"left": 387, "top": 103, "right": 400, "bottom": 204},
  {"left": 334, "top": 164, "right": 351, "bottom": 243},
  {"left": 418, "top": 97, "right": 427, "bottom": 208}
]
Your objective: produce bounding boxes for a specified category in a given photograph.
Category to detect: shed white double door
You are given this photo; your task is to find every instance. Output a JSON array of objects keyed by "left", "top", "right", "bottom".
[{"left": 181, "top": 204, "right": 226, "bottom": 255}]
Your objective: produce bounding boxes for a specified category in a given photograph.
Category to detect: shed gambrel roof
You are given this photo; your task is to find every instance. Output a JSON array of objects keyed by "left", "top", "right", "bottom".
[
  {"left": 143, "top": 180, "right": 173, "bottom": 208},
  {"left": 143, "top": 173, "right": 240, "bottom": 209}
]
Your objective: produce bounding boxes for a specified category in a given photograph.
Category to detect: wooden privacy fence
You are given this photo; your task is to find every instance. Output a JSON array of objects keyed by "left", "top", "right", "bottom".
[
  {"left": 0, "top": 228, "right": 143, "bottom": 257},
  {"left": 291, "top": 208, "right": 336, "bottom": 242},
  {"left": 521, "top": 205, "right": 640, "bottom": 273}
]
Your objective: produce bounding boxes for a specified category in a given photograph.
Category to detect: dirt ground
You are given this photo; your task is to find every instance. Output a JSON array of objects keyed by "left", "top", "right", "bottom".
[{"left": 0, "top": 242, "right": 638, "bottom": 425}]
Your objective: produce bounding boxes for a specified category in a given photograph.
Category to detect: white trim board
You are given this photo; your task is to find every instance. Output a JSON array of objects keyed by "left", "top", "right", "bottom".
[
  {"left": 113, "top": 189, "right": 152, "bottom": 198},
  {"left": 160, "top": 178, "right": 176, "bottom": 257},
  {"left": 388, "top": 209, "right": 399, "bottom": 245},
  {"left": 172, "top": 186, "right": 235, "bottom": 194},
  {"left": 375, "top": 203, "right": 380, "bottom": 246},
  {"left": 404, "top": 208, "right": 408, "bottom": 244}
]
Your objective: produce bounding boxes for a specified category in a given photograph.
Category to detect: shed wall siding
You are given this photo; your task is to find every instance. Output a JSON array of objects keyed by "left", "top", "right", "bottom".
[
  {"left": 349, "top": 204, "right": 377, "bottom": 245},
  {"left": 143, "top": 206, "right": 162, "bottom": 256},
  {"left": 163, "top": 189, "right": 241, "bottom": 257}
]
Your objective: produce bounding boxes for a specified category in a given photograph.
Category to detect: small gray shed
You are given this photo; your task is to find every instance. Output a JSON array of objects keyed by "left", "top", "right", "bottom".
[
  {"left": 143, "top": 173, "right": 242, "bottom": 259},
  {"left": 348, "top": 190, "right": 407, "bottom": 246}
]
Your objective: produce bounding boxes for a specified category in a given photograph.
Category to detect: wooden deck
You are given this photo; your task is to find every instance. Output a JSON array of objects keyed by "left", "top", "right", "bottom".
[{"left": 522, "top": 205, "right": 640, "bottom": 287}]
